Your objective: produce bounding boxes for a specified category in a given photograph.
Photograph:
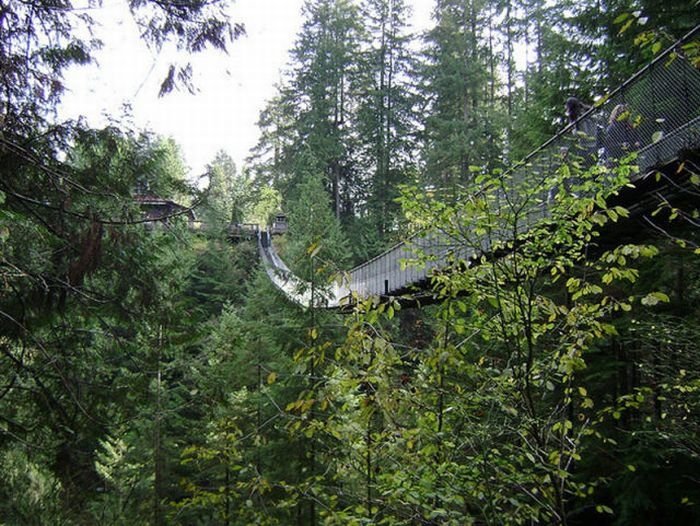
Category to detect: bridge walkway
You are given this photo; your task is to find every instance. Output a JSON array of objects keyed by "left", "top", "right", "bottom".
[{"left": 259, "top": 26, "right": 700, "bottom": 309}]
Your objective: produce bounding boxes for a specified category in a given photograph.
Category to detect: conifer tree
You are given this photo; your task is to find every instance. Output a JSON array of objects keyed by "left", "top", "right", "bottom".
[
  {"left": 286, "top": 159, "right": 350, "bottom": 287},
  {"left": 355, "top": 0, "right": 418, "bottom": 245},
  {"left": 419, "top": 0, "right": 505, "bottom": 194},
  {"left": 251, "top": 0, "right": 363, "bottom": 221}
]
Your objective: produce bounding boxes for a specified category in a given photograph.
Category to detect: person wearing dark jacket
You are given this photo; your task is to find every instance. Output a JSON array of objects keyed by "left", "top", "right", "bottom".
[{"left": 566, "top": 97, "right": 594, "bottom": 136}]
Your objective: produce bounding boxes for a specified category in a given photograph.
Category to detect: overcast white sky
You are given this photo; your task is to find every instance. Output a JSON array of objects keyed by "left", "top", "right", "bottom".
[{"left": 60, "top": 0, "right": 435, "bottom": 179}]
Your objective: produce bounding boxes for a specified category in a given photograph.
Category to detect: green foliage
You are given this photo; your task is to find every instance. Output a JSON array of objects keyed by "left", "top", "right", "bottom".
[
  {"left": 275, "top": 157, "right": 699, "bottom": 525},
  {"left": 0, "top": 448, "right": 63, "bottom": 525},
  {"left": 247, "top": 185, "right": 283, "bottom": 226},
  {"left": 419, "top": 0, "right": 506, "bottom": 189},
  {"left": 355, "top": 0, "right": 418, "bottom": 244},
  {"left": 1, "top": 125, "right": 227, "bottom": 523},
  {"left": 184, "top": 238, "right": 257, "bottom": 317},
  {"left": 286, "top": 166, "right": 350, "bottom": 285},
  {"left": 200, "top": 150, "right": 251, "bottom": 229}
]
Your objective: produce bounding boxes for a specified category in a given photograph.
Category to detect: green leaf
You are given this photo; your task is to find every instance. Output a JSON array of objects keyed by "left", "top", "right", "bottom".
[
  {"left": 618, "top": 19, "right": 634, "bottom": 35},
  {"left": 307, "top": 242, "right": 322, "bottom": 258},
  {"left": 641, "top": 291, "right": 669, "bottom": 306}
]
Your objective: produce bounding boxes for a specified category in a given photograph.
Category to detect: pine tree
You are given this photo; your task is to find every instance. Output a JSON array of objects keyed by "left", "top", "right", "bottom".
[
  {"left": 295, "top": 0, "right": 363, "bottom": 219},
  {"left": 250, "top": 0, "right": 363, "bottom": 221},
  {"left": 355, "top": 0, "right": 418, "bottom": 244},
  {"left": 419, "top": 0, "right": 505, "bottom": 194},
  {"left": 286, "top": 158, "right": 350, "bottom": 287}
]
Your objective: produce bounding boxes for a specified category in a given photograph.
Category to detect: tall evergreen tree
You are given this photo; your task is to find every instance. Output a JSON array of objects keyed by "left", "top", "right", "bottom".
[
  {"left": 248, "top": 93, "right": 297, "bottom": 192},
  {"left": 508, "top": 0, "right": 578, "bottom": 157},
  {"left": 286, "top": 158, "right": 350, "bottom": 287},
  {"left": 251, "top": 0, "right": 363, "bottom": 220},
  {"left": 355, "top": 0, "right": 417, "bottom": 243},
  {"left": 419, "top": 0, "right": 505, "bottom": 193},
  {"left": 201, "top": 150, "right": 251, "bottom": 228},
  {"left": 0, "top": 127, "right": 201, "bottom": 522}
]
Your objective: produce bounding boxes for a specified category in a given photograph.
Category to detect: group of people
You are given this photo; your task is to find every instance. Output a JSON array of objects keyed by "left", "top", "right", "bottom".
[{"left": 564, "top": 96, "right": 640, "bottom": 164}]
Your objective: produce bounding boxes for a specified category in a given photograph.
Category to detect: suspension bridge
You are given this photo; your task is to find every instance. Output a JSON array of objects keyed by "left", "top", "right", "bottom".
[{"left": 258, "top": 27, "right": 700, "bottom": 309}]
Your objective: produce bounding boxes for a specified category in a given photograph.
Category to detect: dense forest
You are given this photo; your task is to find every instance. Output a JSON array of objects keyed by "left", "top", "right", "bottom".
[{"left": 1, "top": 0, "right": 699, "bottom": 524}]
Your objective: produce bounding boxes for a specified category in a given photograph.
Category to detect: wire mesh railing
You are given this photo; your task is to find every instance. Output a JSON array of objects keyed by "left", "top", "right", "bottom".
[{"left": 505, "top": 25, "right": 700, "bottom": 209}]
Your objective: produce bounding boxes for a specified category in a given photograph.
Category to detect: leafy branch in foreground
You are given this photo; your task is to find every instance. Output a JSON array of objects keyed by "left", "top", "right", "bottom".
[{"left": 303, "top": 158, "right": 699, "bottom": 525}]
